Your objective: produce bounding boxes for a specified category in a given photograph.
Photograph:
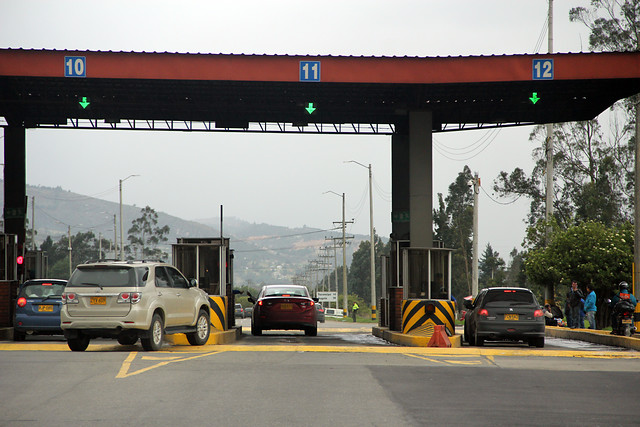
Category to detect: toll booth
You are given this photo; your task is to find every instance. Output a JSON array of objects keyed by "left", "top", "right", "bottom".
[
  {"left": 24, "top": 250, "right": 48, "bottom": 280},
  {"left": 0, "top": 234, "right": 18, "bottom": 327},
  {"left": 172, "top": 237, "right": 233, "bottom": 295},
  {"left": 171, "top": 237, "right": 234, "bottom": 330},
  {"left": 381, "top": 241, "right": 455, "bottom": 336}
]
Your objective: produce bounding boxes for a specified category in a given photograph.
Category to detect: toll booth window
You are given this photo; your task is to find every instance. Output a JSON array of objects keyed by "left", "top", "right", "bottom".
[{"left": 166, "top": 267, "right": 188, "bottom": 289}]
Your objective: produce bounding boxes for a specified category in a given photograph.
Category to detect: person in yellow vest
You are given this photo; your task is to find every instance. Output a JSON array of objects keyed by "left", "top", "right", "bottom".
[{"left": 352, "top": 302, "right": 359, "bottom": 322}]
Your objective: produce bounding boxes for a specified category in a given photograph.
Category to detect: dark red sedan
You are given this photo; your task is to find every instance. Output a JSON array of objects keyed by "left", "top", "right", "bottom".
[{"left": 248, "top": 285, "right": 318, "bottom": 336}]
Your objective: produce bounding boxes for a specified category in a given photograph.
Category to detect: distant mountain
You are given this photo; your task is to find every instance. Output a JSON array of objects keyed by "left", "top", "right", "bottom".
[{"left": 2, "top": 183, "right": 365, "bottom": 284}]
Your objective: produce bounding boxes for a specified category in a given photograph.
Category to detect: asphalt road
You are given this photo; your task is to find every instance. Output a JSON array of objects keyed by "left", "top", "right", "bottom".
[{"left": 1, "top": 319, "right": 639, "bottom": 426}]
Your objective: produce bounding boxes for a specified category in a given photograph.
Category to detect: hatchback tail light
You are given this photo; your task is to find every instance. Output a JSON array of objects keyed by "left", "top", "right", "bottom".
[
  {"left": 534, "top": 309, "right": 544, "bottom": 317},
  {"left": 62, "top": 292, "right": 78, "bottom": 304},
  {"left": 478, "top": 309, "right": 489, "bottom": 317},
  {"left": 17, "top": 297, "right": 27, "bottom": 308}
]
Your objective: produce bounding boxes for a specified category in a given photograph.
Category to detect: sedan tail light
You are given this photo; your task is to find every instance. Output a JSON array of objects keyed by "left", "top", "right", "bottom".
[
  {"left": 17, "top": 297, "right": 27, "bottom": 308},
  {"left": 478, "top": 309, "right": 489, "bottom": 317},
  {"left": 62, "top": 292, "right": 78, "bottom": 304},
  {"left": 534, "top": 309, "right": 544, "bottom": 317}
]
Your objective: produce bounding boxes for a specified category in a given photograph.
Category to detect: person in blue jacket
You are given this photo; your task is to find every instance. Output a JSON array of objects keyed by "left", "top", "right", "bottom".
[{"left": 583, "top": 284, "right": 597, "bottom": 329}]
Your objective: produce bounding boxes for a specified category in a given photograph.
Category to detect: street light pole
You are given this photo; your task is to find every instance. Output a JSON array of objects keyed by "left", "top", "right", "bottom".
[
  {"left": 119, "top": 174, "right": 139, "bottom": 261},
  {"left": 347, "top": 161, "right": 376, "bottom": 320}
]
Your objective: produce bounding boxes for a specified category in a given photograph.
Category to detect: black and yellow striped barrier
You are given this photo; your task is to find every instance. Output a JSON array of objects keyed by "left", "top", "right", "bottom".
[
  {"left": 208, "top": 296, "right": 227, "bottom": 331},
  {"left": 402, "top": 299, "right": 456, "bottom": 337}
]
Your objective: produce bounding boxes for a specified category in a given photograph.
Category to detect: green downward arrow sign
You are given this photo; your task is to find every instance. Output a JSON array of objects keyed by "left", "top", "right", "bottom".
[
  {"left": 79, "top": 96, "right": 90, "bottom": 109},
  {"left": 529, "top": 92, "right": 540, "bottom": 104},
  {"left": 305, "top": 102, "right": 316, "bottom": 114}
]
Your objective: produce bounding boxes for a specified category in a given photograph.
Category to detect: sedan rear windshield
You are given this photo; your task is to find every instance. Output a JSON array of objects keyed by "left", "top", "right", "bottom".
[
  {"left": 483, "top": 289, "right": 535, "bottom": 305},
  {"left": 264, "top": 286, "right": 309, "bottom": 297},
  {"left": 68, "top": 266, "right": 149, "bottom": 288}
]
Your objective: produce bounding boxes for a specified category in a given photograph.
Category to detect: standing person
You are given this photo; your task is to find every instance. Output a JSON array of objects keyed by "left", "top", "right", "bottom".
[
  {"left": 584, "top": 284, "right": 597, "bottom": 329},
  {"left": 352, "top": 301, "right": 359, "bottom": 322},
  {"left": 566, "top": 281, "right": 584, "bottom": 329}
]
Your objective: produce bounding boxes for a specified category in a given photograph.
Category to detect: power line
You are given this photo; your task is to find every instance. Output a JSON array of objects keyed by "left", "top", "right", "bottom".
[
  {"left": 480, "top": 186, "right": 523, "bottom": 205},
  {"left": 233, "top": 227, "right": 339, "bottom": 243}
]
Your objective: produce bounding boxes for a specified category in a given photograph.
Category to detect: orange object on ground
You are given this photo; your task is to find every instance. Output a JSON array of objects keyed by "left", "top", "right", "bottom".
[{"left": 427, "top": 324, "right": 451, "bottom": 348}]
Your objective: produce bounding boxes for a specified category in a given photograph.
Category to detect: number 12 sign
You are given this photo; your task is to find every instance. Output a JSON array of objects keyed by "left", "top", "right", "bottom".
[
  {"left": 532, "top": 59, "right": 553, "bottom": 80},
  {"left": 300, "top": 61, "right": 321, "bottom": 82}
]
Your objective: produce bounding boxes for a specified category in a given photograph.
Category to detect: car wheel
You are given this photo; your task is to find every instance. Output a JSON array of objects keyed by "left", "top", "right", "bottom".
[
  {"left": 67, "top": 334, "right": 90, "bottom": 351},
  {"left": 251, "top": 321, "right": 262, "bottom": 336},
  {"left": 467, "top": 326, "right": 476, "bottom": 346},
  {"left": 187, "top": 309, "right": 210, "bottom": 346},
  {"left": 13, "top": 329, "right": 26, "bottom": 341},
  {"left": 117, "top": 332, "right": 138, "bottom": 346},
  {"left": 474, "top": 329, "right": 484, "bottom": 347},
  {"left": 305, "top": 325, "right": 318, "bottom": 336},
  {"left": 535, "top": 337, "right": 545, "bottom": 348},
  {"left": 141, "top": 313, "right": 164, "bottom": 351}
]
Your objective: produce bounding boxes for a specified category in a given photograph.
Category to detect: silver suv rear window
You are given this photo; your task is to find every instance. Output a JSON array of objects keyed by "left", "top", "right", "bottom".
[{"left": 68, "top": 266, "right": 149, "bottom": 287}]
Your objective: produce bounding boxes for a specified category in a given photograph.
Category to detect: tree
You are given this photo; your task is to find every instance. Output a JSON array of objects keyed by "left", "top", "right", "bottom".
[
  {"left": 478, "top": 243, "right": 506, "bottom": 288},
  {"left": 40, "top": 231, "right": 104, "bottom": 279},
  {"left": 126, "top": 206, "right": 170, "bottom": 260},
  {"left": 347, "top": 232, "right": 389, "bottom": 304},
  {"left": 433, "top": 166, "right": 474, "bottom": 299},
  {"left": 524, "top": 221, "right": 633, "bottom": 326},
  {"left": 495, "top": 120, "right": 632, "bottom": 229}
]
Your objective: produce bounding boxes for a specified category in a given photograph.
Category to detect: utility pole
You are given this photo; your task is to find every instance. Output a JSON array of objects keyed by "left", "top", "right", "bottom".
[
  {"left": 544, "top": 0, "right": 555, "bottom": 305},
  {"left": 347, "top": 161, "right": 377, "bottom": 320},
  {"left": 472, "top": 173, "right": 480, "bottom": 296},
  {"left": 31, "top": 196, "right": 35, "bottom": 250},
  {"left": 68, "top": 226, "right": 72, "bottom": 277},
  {"left": 113, "top": 214, "right": 117, "bottom": 259}
]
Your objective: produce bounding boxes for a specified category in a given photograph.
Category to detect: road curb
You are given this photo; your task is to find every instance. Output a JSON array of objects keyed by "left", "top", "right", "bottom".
[
  {"left": 372, "top": 326, "right": 462, "bottom": 347},
  {"left": 545, "top": 326, "right": 640, "bottom": 351}
]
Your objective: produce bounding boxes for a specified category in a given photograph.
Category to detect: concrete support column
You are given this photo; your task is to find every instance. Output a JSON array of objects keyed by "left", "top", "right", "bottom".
[
  {"left": 3, "top": 126, "right": 26, "bottom": 247},
  {"left": 409, "top": 111, "right": 433, "bottom": 248},
  {"left": 391, "top": 124, "right": 410, "bottom": 242}
]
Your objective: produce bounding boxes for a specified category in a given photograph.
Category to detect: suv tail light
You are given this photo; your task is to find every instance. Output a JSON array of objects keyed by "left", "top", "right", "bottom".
[
  {"left": 534, "top": 309, "right": 544, "bottom": 317},
  {"left": 62, "top": 292, "right": 78, "bottom": 304},
  {"left": 478, "top": 309, "right": 489, "bottom": 317},
  {"left": 17, "top": 297, "right": 27, "bottom": 308},
  {"left": 118, "top": 292, "right": 142, "bottom": 304}
]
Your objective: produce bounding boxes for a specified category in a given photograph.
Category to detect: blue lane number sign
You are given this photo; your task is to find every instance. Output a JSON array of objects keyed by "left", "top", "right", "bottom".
[
  {"left": 532, "top": 59, "right": 553, "bottom": 80},
  {"left": 64, "top": 56, "right": 86, "bottom": 77},
  {"left": 300, "top": 61, "right": 321, "bottom": 82}
]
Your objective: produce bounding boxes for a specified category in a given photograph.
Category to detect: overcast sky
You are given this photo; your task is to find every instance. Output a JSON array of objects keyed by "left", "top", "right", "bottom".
[{"left": 1, "top": 0, "right": 594, "bottom": 260}]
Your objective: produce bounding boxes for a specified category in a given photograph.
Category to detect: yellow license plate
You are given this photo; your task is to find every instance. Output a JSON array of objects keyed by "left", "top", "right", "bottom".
[
  {"left": 90, "top": 296, "right": 106, "bottom": 305},
  {"left": 38, "top": 305, "right": 53, "bottom": 312},
  {"left": 280, "top": 303, "right": 293, "bottom": 310},
  {"left": 622, "top": 319, "right": 633, "bottom": 324},
  {"left": 504, "top": 314, "right": 519, "bottom": 321}
]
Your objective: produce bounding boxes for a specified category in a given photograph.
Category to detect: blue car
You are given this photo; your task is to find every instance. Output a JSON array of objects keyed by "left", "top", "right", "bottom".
[{"left": 14, "top": 279, "right": 67, "bottom": 341}]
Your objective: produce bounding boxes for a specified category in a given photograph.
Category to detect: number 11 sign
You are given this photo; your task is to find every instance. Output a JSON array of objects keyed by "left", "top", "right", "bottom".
[{"left": 300, "top": 61, "right": 321, "bottom": 82}]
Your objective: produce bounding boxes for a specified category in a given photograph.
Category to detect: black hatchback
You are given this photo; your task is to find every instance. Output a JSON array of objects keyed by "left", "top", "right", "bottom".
[{"left": 463, "top": 287, "right": 545, "bottom": 347}]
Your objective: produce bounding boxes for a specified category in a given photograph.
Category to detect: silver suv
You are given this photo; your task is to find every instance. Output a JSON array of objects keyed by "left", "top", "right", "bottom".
[{"left": 61, "top": 260, "right": 211, "bottom": 351}]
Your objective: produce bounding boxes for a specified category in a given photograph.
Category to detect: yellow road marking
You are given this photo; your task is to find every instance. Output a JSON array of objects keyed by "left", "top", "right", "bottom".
[
  {"left": 405, "top": 353, "right": 484, "bottom": 365},
  {"left": 116, "top": 350, "right": 223, "bottom": 378},
  {"left": 1, "top": 342, "right": 638, "bottom": 360}
]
